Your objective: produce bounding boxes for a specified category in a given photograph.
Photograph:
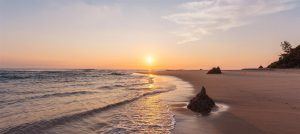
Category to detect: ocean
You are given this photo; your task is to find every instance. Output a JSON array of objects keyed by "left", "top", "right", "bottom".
[{"left": 0, "top": 69, "right": 193, "bottom": 134}]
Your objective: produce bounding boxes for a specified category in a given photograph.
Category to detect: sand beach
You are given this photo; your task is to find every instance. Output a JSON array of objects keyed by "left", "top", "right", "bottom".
[{"left": 153, "top": 69, "right": 300, "bottom": 134}]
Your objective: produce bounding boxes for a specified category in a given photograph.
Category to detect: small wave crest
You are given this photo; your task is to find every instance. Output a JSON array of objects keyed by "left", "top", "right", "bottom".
[
  {"left": 97, "top": 82, "right": 152, "bottom": 90},
  {"left": 0, "top": 91, "right": 96, "bottom": 108},
  {"left": 109, "top": 72, "right": 129, "bottom": 76}
]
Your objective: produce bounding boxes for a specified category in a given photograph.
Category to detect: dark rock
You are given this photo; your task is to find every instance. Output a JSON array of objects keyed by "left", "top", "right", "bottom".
[
  {"left": 258, "top": 65, "right": 263, "bottom": 69},
  {"left": 187, "top": 86, "right": 216, "bottom": 114},
  {"left": 207, "top": 67, "right": 222, "bottom": 74}
]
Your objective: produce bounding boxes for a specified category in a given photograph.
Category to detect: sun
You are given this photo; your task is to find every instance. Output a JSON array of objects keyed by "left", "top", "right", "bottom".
[{"left": 145, "top": 55, "right": 154, "bottom": 66}]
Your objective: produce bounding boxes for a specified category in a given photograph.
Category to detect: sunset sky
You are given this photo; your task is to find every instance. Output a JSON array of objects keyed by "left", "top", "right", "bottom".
[{"left": 1, "top": 0, "right": 300, "bottom": 69}]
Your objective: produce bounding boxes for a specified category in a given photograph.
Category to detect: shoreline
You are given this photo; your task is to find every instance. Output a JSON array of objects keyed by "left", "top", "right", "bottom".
[{"left": 151, "top": 70, "right": 300, "bottom": 134}]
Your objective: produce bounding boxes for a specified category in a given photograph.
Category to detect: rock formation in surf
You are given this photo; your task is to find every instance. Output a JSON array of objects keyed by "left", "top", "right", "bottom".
[
  {"left": 187, "top": 86, "right": 216, "bottom": 114},
  {"left": 207, "top": 67, "right": 222, "bottom": 74},
  {"left": 258, "top": 65, "right": 263, "bottom": 69}
]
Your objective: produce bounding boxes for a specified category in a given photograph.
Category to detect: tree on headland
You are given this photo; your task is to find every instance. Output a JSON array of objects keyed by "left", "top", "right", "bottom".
[
  {"left": 268, "top": 41, "right": 300, "bottom": 68},
  {"left": 281, "top": 41, "right": 292, "bottom": 54}
]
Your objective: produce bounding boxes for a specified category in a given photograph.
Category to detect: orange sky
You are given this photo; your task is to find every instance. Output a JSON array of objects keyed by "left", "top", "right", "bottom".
[{"left": 1, "top": 0, "right": 300, "bottom": 70}]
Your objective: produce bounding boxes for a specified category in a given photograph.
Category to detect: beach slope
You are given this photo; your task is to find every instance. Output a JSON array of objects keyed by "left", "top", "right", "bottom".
[{"left": 155, "top": 70, "right": 300, "bottom": 134}]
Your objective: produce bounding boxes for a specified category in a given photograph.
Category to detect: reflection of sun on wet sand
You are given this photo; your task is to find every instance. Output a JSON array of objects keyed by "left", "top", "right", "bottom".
[{"left": 153, "top": 69, "right": 300, "bottom": 134}]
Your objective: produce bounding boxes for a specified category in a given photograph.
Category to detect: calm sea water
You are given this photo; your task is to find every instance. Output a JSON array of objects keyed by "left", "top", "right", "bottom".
[{"left": 0, "top": 69, "right": 191, "bottom": 134}]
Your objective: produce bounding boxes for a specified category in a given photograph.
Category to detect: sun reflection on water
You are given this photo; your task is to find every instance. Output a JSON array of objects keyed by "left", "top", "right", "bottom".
[
  {"left": 129, "top": 94, "right": 175, "bottom": 133},
  {"left": 147, "top": 74, "right": 156, "bottom": 90},
  {"left": 120, "top": 74, "right": 175, "bottom": 133}
]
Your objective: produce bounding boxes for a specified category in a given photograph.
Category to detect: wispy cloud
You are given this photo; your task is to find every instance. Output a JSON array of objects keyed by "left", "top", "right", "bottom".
[
  {"left": 41, "top": 1, "right": 121, "bottom": 27},
  {"left": 163, "top": 0, "right": 298, "bottom": 44}
]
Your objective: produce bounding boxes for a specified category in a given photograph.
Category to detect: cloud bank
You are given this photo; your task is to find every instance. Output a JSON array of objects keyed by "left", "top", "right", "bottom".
[{"left": 163, "top": 0, "right": 298, "bottom": 44}]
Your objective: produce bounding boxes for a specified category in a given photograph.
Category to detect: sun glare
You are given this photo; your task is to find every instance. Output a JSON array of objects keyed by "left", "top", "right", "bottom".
[{"left": 146, "top": 56, "right": 154, "bottom": 66}]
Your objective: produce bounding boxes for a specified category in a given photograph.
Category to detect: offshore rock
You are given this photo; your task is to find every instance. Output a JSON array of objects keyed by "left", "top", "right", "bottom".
[{"left": 207, "top": 67, "right": 222, "bottom": 74}]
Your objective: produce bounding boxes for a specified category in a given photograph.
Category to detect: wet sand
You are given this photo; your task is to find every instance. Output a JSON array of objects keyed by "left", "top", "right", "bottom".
[{"left": 154, "top": 69, "right": 300, "bottom": 134}]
